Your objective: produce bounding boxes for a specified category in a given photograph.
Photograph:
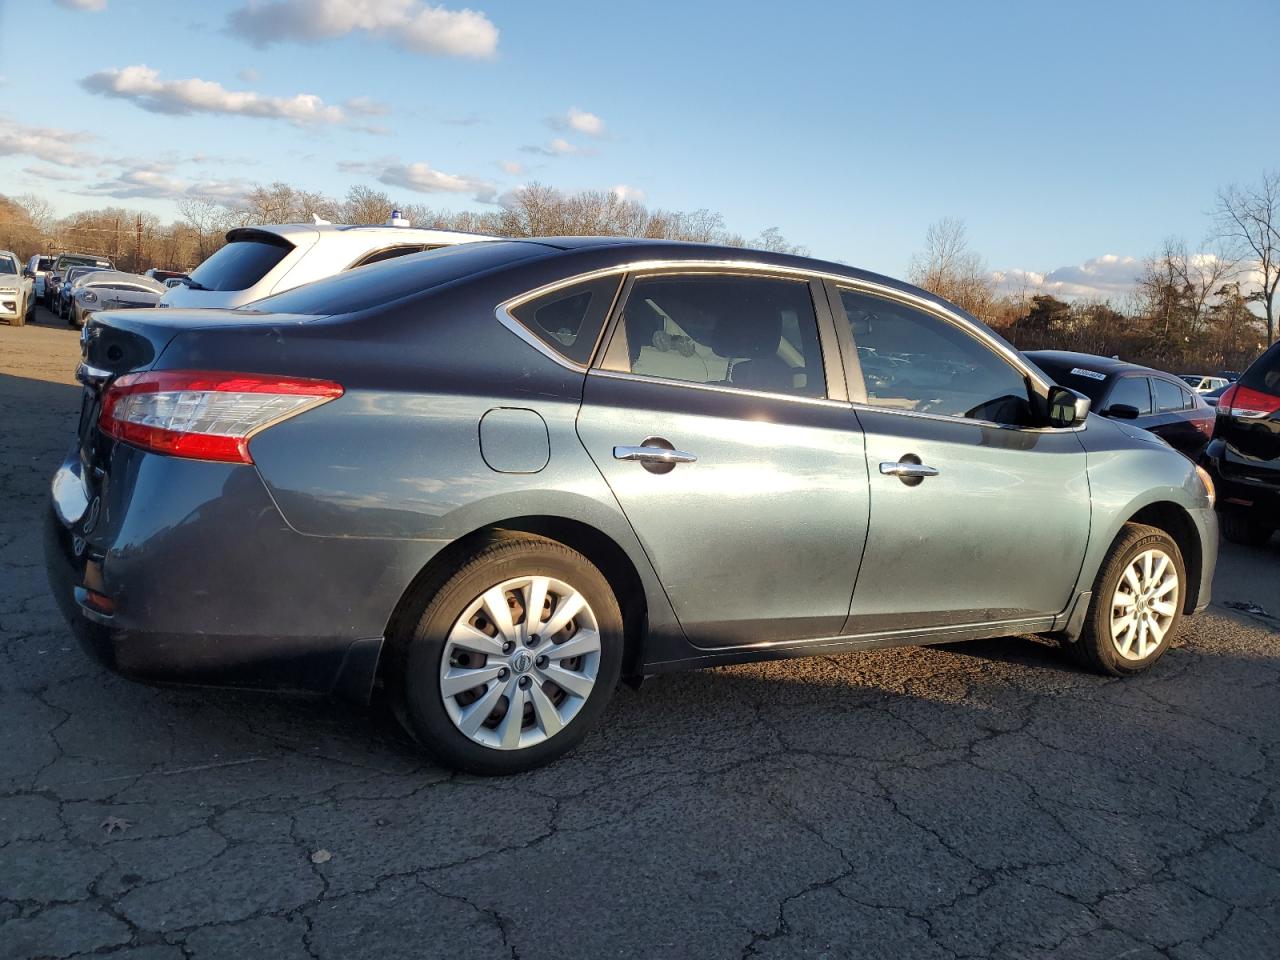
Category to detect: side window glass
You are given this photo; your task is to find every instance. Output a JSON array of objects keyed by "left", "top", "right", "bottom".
[
  {"left": 352, "top": 245, "right": 423, "bottom": 268},
  {"left": 1106, "top": 377, "right": 1152, "bottom": 414},
  {"left": 1153, "top": 378, "right": 1185, "bottom": 413},
  {"left": 837, "top": 288, "right": 1032, "bottom": 425},
  {"left": 510, "top": 275, "right": 622, "bottom": 366},
  {"left": 602, "top": 274, "right": 825, "bottom": 398}
]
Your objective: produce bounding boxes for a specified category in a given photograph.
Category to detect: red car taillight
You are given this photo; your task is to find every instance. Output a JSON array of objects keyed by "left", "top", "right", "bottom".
[
  {"left": 1219, "top": 384, "right": 1280, "bottom": 420},
  {"left": 98, "top": 370, "right": 343, "bottom": 464}
]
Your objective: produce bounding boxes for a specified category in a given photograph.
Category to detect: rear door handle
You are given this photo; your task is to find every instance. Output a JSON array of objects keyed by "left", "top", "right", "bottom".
[{"left": 614, "top": 445, "right": 698, "bottom": 465}]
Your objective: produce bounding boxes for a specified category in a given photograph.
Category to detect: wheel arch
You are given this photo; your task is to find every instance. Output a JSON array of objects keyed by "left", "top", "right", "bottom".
[{"left": 383, "top": 515, "right": 651, "bottom": 682}]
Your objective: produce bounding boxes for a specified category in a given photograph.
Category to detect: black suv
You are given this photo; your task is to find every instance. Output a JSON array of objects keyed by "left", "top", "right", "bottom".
[{"left": 1203, "top": 339, "right": 1280, "bottom": 545}]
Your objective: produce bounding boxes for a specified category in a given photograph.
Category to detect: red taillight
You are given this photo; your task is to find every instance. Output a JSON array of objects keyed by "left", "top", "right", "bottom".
[
  {"left": 1222, "top": 384, "right": 1280, "bottom": 420},
  {"left": 98, "top": 370, "right": 343, "bottom": 464}
]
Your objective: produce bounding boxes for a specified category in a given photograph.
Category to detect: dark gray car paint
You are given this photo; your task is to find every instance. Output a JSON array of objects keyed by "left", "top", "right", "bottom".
[{"left": 48, "top": 239, "right": 1218, "bottom": 699}]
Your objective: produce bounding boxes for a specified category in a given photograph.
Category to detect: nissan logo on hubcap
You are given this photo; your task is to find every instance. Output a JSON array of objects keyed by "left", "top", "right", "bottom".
[{"left": 511, "top": 650, "right": 534, "bottom": 674}]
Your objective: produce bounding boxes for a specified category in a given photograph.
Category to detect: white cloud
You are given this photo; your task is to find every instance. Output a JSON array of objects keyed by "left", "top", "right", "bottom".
[
  {"left": 23, "top": 165, "right": 83, "bottom": 182},
  {"left": 0, "top": 116, "right": 97, "bottom": 167},
  {"left": 341, "top": 158, "right": 496, "bottom": 202},
  {"left": 992, "top": 254, "right": 1144, "bottom": 300},
  {"left": 611, "top": 184, "right": 645, "bottom": 203},
  {"left": 549, "top": 106, "right": 605, "bottom": 137},
  {"left": 55, "top": 0, "right": 106, "bottom": 10},
  {"left": 499, "top": 159, "right": 524, "bottom": 175},
  {"left": 226, "top": 0, "right": 498, "bottom": 58},
  {"left": 80, "top": 65, "right": 352, "bottom": 126},
  {"left": 83, "top": 163, "right": 251, "bottom": 202},
  {"left": 522, "top": 137, "right": 590, "bottom": 157}
]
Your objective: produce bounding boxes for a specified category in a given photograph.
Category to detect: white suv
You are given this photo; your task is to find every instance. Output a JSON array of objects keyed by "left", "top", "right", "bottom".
[{"left": 160, "top": 217, "right": 494, "bottom": 310}]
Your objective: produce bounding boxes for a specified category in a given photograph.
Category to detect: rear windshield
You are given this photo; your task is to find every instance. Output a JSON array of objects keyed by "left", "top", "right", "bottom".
[
  {"left": 37, "top": 257, "right": 54, "bottom": 271},
  {"left": 240, "top": 241, "right": 547, "bottom": 316},
  {"left": 1028, "top": 357, "right": 1111, "bottom": 403},
  {"left": 1240, "top": 340, "right": 1280, "bottom": 397},
  {"left": 57, "top": 255, "right": 112, "bottom": 271},
  {"left": 188, "top": 235, "right": 293, "bottom": 292}
]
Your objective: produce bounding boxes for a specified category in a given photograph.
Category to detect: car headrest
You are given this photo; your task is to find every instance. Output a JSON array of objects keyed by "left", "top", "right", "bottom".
[{"left": 709, "top": 295, "right": 782, "bottom": 360}]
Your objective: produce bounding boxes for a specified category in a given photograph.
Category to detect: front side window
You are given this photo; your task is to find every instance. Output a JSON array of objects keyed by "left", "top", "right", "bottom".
[
  {"left": 601, "top": 274, "right": 825, "bottom": 398},
  {"left": 1106, "top": 376, "right": 1152, "bottom": 414},
  {"left": 189, "top": 236, "right": 292, "bottom": 292},
  {"left": 838, "top": 288, "right": 1032, "bottom": 425},
  {"left": 1153, "top": 378, "right": 1187, "bottom": 413},
  {"left": 509, "top": 275, "right": 621, "bottom": 366}
]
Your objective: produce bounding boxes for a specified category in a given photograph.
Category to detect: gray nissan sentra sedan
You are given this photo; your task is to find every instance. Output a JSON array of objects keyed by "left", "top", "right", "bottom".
[{"left": 46, "top": 238, "right": 1218, "bottom": 774}]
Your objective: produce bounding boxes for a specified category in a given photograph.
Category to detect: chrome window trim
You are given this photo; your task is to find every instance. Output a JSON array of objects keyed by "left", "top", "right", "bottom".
[
  {"left": 494, "top": 259, "right": 1054, "bottom": 393},
  {"left": 589, "top": 368, "right": 852, "bottom": 409}
]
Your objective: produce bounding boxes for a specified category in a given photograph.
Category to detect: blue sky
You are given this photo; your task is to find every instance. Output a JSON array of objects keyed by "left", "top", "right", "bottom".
[{"left": 2, "top": 0, "right": 1277, "bottom": 296}]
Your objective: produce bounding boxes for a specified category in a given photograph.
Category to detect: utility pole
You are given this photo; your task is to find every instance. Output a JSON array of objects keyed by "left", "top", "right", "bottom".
[
  {"left": 135, "top": 213, "right": 143, "bottom": 272},
  {"left": 113, "top": 216, "right": 120, "bottom": 262}
]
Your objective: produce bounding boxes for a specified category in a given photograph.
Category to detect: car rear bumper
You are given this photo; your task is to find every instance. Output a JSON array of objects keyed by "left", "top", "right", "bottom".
[
  {"left": 1203, "top": 440, "right": 1280, "bottom": 522},
  {"left": 42, "top": 448, "right": 438, "bottom": 702}
]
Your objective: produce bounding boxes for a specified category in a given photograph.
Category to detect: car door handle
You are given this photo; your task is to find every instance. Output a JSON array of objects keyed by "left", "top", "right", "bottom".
[
  {"left": 614, "top": 445, "right": 698, "bottom": 465},
  {"left": 879, "top": 460, "right": 940, "bottom": 479}
]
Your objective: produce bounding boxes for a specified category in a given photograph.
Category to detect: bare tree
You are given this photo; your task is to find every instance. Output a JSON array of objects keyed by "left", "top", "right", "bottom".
[
  {"left": 908, "top": 217, "right": 995, "bottom": 319},
  {"left": 1140, "top": 237, "right": 1239, "bottom": 337},
  {"left": 1214, "top": 170, "right": 1280, "bottom": 344}
]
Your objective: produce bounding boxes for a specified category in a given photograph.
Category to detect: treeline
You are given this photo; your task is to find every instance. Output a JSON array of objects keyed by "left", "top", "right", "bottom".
[
  {"left": 0, "top": 182, "right": 805, "bottom": 275},
  {"left": 908, "top": 169, "right": 1280, "bottom": 372}
]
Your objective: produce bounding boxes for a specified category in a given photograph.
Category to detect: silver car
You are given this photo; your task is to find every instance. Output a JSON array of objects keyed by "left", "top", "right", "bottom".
[
  {"left": 67, "top": 271, "right": 166, "bottom": 328},
  {"left": 0, "top": 250, "right": 32, "bottom": 326}
]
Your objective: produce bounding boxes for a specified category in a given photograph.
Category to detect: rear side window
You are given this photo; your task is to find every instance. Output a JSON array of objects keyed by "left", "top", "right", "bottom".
[
  {"left": 838, "top": 288, "right": 1032, "bottom": 424},
  {"left": 1153, "top": 378, "right": 1187, "bottom": 412},
  {"left": 243, "top": 241, "right": 545, "bottom": 316},
  {"left": 351, "top": 245, "right": 425, "bottom": 268},
  {"left": 601, "top": 273, "right": 826, "bottom": 398},
  {"left": 1240, "top": 340, "right": 1280, "bottom": 396},
  {"left": 510, "top": 276, "right": 621, "bottom": 366},
  {"left": 189, "top": 235, "right": 292, "bottom": 292},
  {"left": 1106, "top": 377, "right": 1151, "bottom": 414}
]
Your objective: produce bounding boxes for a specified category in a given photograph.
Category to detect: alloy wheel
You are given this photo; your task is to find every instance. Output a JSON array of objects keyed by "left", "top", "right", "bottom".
[
  {"left": 1109, "top": 548, "right": 1179, "bottom": 661},
  {"left": 439, "top": 575, "right": 601, "bottom": 750}
]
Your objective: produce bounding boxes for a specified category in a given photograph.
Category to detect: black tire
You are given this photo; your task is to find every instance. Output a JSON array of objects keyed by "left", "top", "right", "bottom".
[
  {"left": 1219, "top": 508, "right": 1275, "bottom": 547},
  {"left": 1066, "top": 522, "right": 1186, "bottom": 676},
  {"left": 394, "top": 535, "right": 623, "bottom": 775}
]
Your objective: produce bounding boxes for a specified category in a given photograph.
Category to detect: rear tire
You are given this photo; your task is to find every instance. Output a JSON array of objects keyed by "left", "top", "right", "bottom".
[
  {"left": 1219, "top": 508, "right": 1275, "bottom": 547},
  {"left": 1067, "top": 523, "right": 1185, "bottom": 676},
  {"left": 393, "top": 535, "right": 623, "bottom": 775}
]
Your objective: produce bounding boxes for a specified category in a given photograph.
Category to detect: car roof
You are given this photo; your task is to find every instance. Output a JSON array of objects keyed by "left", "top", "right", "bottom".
[
  {"left": 1024, "top": 350, "right": 1162, "bottom": 378},
  {"left": 226, "top": 223, "right": 497, "bottom": 246},
  {"left": 77, "top": 270, "right": 165, "bottom": 289}
]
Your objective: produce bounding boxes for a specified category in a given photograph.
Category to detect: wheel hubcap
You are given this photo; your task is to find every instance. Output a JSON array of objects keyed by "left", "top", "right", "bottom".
[
  {"left": 439, "top": 575, "right": 601, "bottom": 750},
  {"left": 1109, "top": 548, "right": 1179, "bottom": 661}
]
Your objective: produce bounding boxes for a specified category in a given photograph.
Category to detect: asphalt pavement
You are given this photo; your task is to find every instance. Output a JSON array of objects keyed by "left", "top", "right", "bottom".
[{"left": 2, "top": 308, "right": 1279, "bottom": 959}]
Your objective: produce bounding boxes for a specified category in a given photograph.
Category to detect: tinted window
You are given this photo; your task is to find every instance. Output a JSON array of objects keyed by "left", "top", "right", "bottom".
[
  {"left": 603, "top": 274, "right": 825, "bottom": 398},
  {"left": 188, "top": 237, "right": 292, "bottom": 292},
  {"left": 1105, "top": 376, "right": 1151, "bottom": 414},
  {"left": 243, "top": 241, "right": 544, "bottom": 316},
  {"left": 1239, "top": 340, "right": 1280, "bottom": 397},
  {"left": 0, "top": 257, "right": 16, "bottom": 275},
  {"left": 352, "top": 245, "right": 424, "bottom": 268},
  {"left": 37, "top": 257, "right": 54, "bottom": 271},
  {"left": 1153, "top": 378, "right": 1187, "bottom": 413},
  {"left": 839, "top": 289, "right": 1031, "bottom": 424},
  {"left": 511, "top": 275, "right": 621, "bottom": 366}
]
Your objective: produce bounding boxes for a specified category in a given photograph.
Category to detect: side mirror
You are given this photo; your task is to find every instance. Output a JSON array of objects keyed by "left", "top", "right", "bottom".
[
  {"left": 1047, "top": 385, "right": 1090, "bottom": 428},
  {"left": 1103, "top": 403, "right": 1140, "bottom": 420}
]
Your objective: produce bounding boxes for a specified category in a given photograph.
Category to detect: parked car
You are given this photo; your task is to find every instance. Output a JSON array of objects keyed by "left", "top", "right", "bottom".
[
  {"left": 1027, "top": 351, "right": 1215, "bottom": 459},
  {"left": 45, "top": 253, "right": 114, "bottom": 309},
  {"left": 159, "top": 216, "right": 492, "bottom": 310},
  {"left": 1180, "top": 374, "right": 1229, "bottom": 393},
  {"left": 46, "top": 238, "right": 1218, "bottom": 774},
  {"left": 144, "top": 268, "right": 189, "bottom": 285},
  {"left": 55, "top": 266, "right": 101, "bottom": 320},
  {"left": 1201, "top": 338, "right": 1280, "bottom": 545},
  {"left": 67, "top": 271, "right": 165, "bottom": 328},
  {"left": 26, "top": 254, "right": 55, "bottom": 303},
  {"left": 0, "top": 249, "right": 31, "bottom": 326}
]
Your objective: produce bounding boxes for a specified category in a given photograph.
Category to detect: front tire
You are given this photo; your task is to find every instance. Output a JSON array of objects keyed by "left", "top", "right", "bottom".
[
  {"left": 1067, "top": 523, "right": 1185, "bottom": 676},
  {"left": 395, "top": 536, "right": 623, "bottom": 775}
]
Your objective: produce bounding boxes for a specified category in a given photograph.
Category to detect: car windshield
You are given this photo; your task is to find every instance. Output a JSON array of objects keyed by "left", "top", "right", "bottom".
[
  {"left": 59, "top": 255, "right": 111, "bottom": 270},
  {"left": 0, "top": 257, "right": 17, "bottom": 275},
  {"left": 1028, "top": 357, "right": 1111, "bottom": 403},
  {"left": 240, "top": 241, "right": 546, "bottom": 316}
]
